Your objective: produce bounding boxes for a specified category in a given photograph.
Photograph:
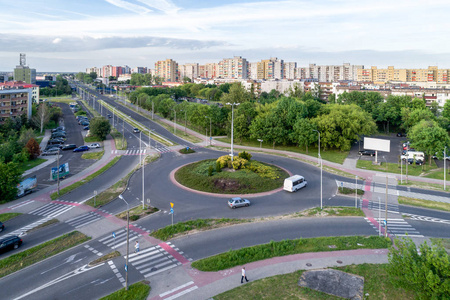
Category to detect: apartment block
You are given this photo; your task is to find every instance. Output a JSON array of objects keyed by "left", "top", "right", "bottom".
[
  {"left": 179, "top": 63, "right": 199, "bottom": 81},
  {"left": 284, "top": 62, "right": 297, "bottom": 79},
  {"left": 131, "top": 67, "right": 148, "bottom": 74},
  {"left": 218, "top": 56, "right": 248, "bottom": 79},
  {"left": 0, "top": 85, "right": 33, "bottom": 123},
  {"left": 356, "top": 66, "right": 450, "bottom": 84},
  {"left": 155, "top": 59, "right": 179, "bottom": 82},
  {"left": 86, "top": 67, "right": 101, "bottom": 77}
]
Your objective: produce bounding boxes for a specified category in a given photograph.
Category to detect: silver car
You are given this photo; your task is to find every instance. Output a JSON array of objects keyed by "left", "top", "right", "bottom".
[{"left": 228, "top": 197, "right": 251, "bottom": 209}]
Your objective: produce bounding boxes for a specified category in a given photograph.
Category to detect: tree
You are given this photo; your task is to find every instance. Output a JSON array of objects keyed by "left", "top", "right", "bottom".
[
  {"left": 90, "top": 117, "right": 111, "bottom": 140},
  {"left": 443, "top": 99, "right": 450, "bottom": 119},
  {"left": 408, "top": 120, "right": 450, "bottom": 165},
  {"left": 18, "top": 128, "right": 37, "bottom": 148},
  {"left": 387, "top": 237, "right": 450, "bottom": 299},
  {"left": 25, "top": 138, "right": 41, "bottom": 159},
  {"left": 182, "top": 76, "right": 192, "bottom": 83},
  {"left": 291, "top": 118, "right": 317, "bottom": 153},
  {"left": 221, "top": 82, "right": 252, "bottom": 105},
  {"left": 401, "top": 108, "right": 436, "bottom": 132},
  {"left": 32, "top": 103, "right": 50, "bottom": 133},
  {"left": 0, "top": 161, "right": 22, "bottom": 202},
  {"left": 313, "top": 104, "right": 377, "bottom": 151},
  {"left": 233, "top": 102, "right": 257, "bottom": 143}
]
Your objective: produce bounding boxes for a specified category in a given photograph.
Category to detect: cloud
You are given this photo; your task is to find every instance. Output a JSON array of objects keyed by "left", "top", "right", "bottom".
[
  {"left": 136, "top": 0, "right": 179, "bottom": 14},
  {"left": 0, "top": 34, "right": 228, "bottom": 52},
  {"left": 104, "top": 0, "right": 152, "bottom": 14}
]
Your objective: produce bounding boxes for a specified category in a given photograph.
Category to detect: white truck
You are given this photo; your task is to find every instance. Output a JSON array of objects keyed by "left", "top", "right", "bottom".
[{"left": 283, "top": 175, "right": 307, "bottom": 192}]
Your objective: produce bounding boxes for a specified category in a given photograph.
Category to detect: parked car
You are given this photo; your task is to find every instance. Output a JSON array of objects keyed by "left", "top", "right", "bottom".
[
  {"left": 0, "top": 236, "right": 23, "bottom": 254},
  {"left": 42, "top": 148, "right": 60, "bottom": 156},
  {"left": 52, "top": 126, "right": 65, "bottom": 133},
  {"left": 62, "top": 144, "right": 77, "bottom": 150},
  {"left": 358, "top": 150, "right": 375, "bottom": 156},
  {"left": 133, "top": 128, "right": 140, "bottom": 133},
  {"left": 80, "top": 121, "right": 90, "bottom": 126},
  {"left": 88, "top": 143, "right": 101, "bottom": 149},
  {"left": 107, "top": 114, "right": 112, "bottom": 118},
  {"left": 228, "top": 197, "right": 251, "bottom": 209},
  {"left": 83, "top": 125, "right": 90, "bottom": 130},
  {"left": 51, "top": 133, "right": 66, "bottom": 139},
  {"left": 48, "top": 139, "right": 65, "bottom": 145},
  {"left": 407, "top": 158, "right": 423, "bottom": 165},
  {"left": 396, "top": 133, "right": 406, "bottom": 137},
  {"left": 73, "top": 145, "right": 89, "bottom": 152},
  {"left": 0, "top": 221, "right": 4, "bottom": 232}
]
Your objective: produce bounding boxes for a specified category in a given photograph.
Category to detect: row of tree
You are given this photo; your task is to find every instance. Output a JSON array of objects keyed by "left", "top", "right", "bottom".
[
  {"left": 128, "top": 83, "right": 450, "bottom": 159},
  {"left": 39, "top": 75, "right": 72, "bottom": 97}
]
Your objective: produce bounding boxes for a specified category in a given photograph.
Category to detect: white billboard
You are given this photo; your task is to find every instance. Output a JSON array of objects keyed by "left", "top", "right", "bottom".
[{"left": 363, "top": 137, "right": 390, "bottom": 152}]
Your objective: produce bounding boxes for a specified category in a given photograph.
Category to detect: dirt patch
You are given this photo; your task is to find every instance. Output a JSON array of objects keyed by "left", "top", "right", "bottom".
[{"left": 213, "top": 178, "right": 247, "bottom": 192}]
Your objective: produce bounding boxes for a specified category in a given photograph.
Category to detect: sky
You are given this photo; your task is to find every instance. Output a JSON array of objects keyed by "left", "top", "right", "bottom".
[{"left": 1, "top": 0, "right": 450, "bottom": 72}]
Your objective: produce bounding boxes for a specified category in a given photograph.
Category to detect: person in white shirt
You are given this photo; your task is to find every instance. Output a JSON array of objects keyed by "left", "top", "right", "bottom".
[
  {"left": 135, "top": 240, "right": 140, "bottom": 254},
  {"left": 241, "top": 266, "right": 249, "bottom": 283}
]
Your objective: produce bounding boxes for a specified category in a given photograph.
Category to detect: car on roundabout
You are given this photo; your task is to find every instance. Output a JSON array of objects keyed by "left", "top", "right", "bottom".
[
  {"left": 228, "top": 197, "right": 251, "bottom": 209},
  {"left": 73, "top": 145, "right": 89, "bottom": 152}
]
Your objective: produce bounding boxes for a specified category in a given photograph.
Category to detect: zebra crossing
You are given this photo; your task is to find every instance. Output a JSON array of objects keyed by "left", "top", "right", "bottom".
[
  {"left": 110, "top": 144, "right": 190, "bottom": 155},
  {"left": 65, "top": 211, "right": 104, "bottom": 228},
  {"left": 365, "top": 201, "right": 400, "bottom": 214},
  {"left": 0, "top": 217, "right": 52, "bottom": 238},
  {"left": 403, "top": 213, "right": 450, "bottom": 225},
  {"left": 28, "top": 202, "right": 75, "bottom": 218},
  {"left": 125, "top": 243, "right": 181, "bottom": 278},
  {"left": 364, "top": 217, "right": 424, "bottom": 237},
  {"left": 99, "top": 228, "right": 146, "bottom": 249}
]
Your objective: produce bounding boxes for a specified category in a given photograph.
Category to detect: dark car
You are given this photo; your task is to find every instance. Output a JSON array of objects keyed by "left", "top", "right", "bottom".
[
  {"left": 51, "top": 133, "right": 66, "bottom": 139},
  {"left": 52, "top": 126, "right": 65, "bottom": 133},
  {"left": 133, "top": 128, "right": 140, "bottom": 133},
  {"left": 80, "top": 121, "right": 90, "bottom": 126},
  {"left": 62, "top": 144, "right": 77, "bottom": 150},
  {"left": 0, "top": 236, "right": 23, "bottom": 253},
  {"left": 107, "top": 114, "right": 112, "bottom": 118},
  {"left": 73, "top": 145, "right": 89, "bottom": 152},
  {"left": 358, "top": 150, "right": 375, "bottom": 156},
  {"left": 407, "top": 158, "right": 423, "bottom": 165},
  {"left": 83, "top": 125, "right": 90, "bottom": 130},
  {"left": 0, "top": 221, "right": 4, "bottom": 232},
  {"left": 396, "top": 133, "right": 406, "bottom": 137},
  {"left": 48, "top": 139, "right": 65, "bottom": 145}
]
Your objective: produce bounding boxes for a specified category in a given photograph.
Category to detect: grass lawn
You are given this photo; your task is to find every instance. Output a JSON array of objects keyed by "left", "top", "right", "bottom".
[
  {"left": 423, "top": 168, "right": 450, "bottom": 180},
  {"left": 397, "top": 179, "right": 448, "bottom": 192},
  {"left": 50, "top": 156, "right": 120, "bottom": 200},
  {"left": 16, "top": 158, "right": 47, "bottom": 173},
  {"left": 175, "top": 159, "right": 288, "bottom": 194},
  {"left": 154, "top": 117, "right": 203, "bottom": 144},
  {"left": 82, "top": 151, "right": 104, "bottom": 160},
  {"left": 151, "top": 218, "right": 251, "bottom": 241},
  {"left": 192, "top": 236, "right": 391, "bottom": 272},
  {"left": 356, "top": 160, "right": 438, "bottom": 176},
  {"left": 0, "top": 213, "right": 22, "bottom": 222},
  {"left": 399, "top": 196, "right": 450, "bottom": 212},
  {"left": 215, "top": 137, "right": 348, "bottom": 164},
  {"left": 0, "top": 231, "right": 89, "bottom": 278},
  {"left": 99, "top": 281, "right": 150, "bottom": 300},
  {"left": 214, "top": 263, "right": 415, "bottom": 300},
  {"left": 116, "top": 205, "right": 158, "bottom": 222},
  {"left": 89, "top": 251, "right": 120, "bottom": 266}
]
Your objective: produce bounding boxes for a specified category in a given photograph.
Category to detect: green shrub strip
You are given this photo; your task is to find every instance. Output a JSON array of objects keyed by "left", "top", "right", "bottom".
[
  {"left": 151, "top": 218, "right": 251, "bottom": 241},
  {"left": 338, "top": 187, "right": 364, "bottom": 195},
  {"left": 50, "top": 156, "right": 120, "bottom": 200},
  {"left": 0, "top": 231, "right": 90, "bottom": 278},
  {"left": 99, "top": 281, "right": 150, "bottom": 300},
  {"left": 192, "top": 236, "right": 391, "bottom": 272},
  {"left": 0, "top": 213, "right": 22, "bottom": 222}
]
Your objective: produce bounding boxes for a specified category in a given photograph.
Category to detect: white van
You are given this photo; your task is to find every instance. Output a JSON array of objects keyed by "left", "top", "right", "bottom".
[
  {"left": 401, "top": 151, "right": 425, "bottom": 161},
  {"left": 283, "top": 175, "right": 307, "bottom": 192}
]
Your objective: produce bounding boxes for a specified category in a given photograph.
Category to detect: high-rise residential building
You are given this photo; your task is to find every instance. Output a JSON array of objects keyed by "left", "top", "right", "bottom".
[
  {"left": 284, "top": 62, "right": 297, "bottom": 79},
  {"left": 14, "top": 53, "right": 36, "bottom": 84},
  {"left": 102, "top": 65, "right": 113, "bottom": 78},
  {"left": 356, "top": 66, "right": 450, "bottom": 84},
  {"left": 155, "top": 59, "right": 179, "bottom": 82},
  {"left": 198, "top": 63, "right": 218, "bottom": 79},
  {"left": 179, "top": 63, "right": 199, "bottom": 81},
  {"left": 296, "top": 63, "right": 363, "bottom": 82},
  {"left": 132, "top": 67, "right": 148, "bottom": 74},
  {"left": 218, "top": 56, "right": 248, "bottom": 79},
  {"left": 0, "top": 84, "right": 33, "bottom": 123},
  {"left": 248, "top": 62, "right": 259, "bottom": 80},
  {"left": 86, "top": 67, "right": 101, "bottom": 78}
]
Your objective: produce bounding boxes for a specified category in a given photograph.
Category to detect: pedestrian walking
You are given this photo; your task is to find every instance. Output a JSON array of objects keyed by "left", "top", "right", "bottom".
[
  {"left": 134, "top": 240, "right": 140, "bottom": 254},
  {"left": 241, "top": 266, "right": 249, "bottom": 283}
]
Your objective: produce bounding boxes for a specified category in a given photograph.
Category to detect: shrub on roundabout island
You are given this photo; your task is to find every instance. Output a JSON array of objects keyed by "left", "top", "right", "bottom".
[
  {"left": 179, "top": 147, "right": 195, "bottom": 154},
  {"left": 175, "top": 151, "right": 288, "bottom": 194}
]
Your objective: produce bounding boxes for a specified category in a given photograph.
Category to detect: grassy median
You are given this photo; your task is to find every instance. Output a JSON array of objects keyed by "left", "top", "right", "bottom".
[
  {"left": 0, "top": 231, "right": 90, "bottom": 278},
  {"left": 50, "top": 156, "right": 120, "bottom": 200},
  {"left": 192, "top": 236, "right": 391, "bottom": 272},
  {"left": 0, "top": 213, "right": 22, "bottom": 222}
]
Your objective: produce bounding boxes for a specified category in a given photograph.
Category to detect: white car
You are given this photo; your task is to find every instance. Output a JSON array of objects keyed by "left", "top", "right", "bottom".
[{"left": 88, "top": 143, "right": 101, "bottom": 149}]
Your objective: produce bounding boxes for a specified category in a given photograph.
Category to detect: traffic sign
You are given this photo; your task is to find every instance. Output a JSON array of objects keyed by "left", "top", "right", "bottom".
[
  {"left": 170, "top": 208, "right": 174, "bottom": 214},
  {"left": 341, "top": 182, "right": 343, "bottom": 187},
  {"left": 210, "top": 137, "right": 212, "bottom": 140},
  {"left": 125, "top": 264, "right": 128, "bottom": 272},
  {"left": 170, "top": 202, "right": 174, "bottom": 208},
  {"left": 112, "top": 232, "right": 116, "bottom": 238}
]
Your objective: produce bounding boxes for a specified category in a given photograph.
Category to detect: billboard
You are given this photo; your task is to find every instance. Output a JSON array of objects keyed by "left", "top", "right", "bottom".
[
  {"left": 363, "top": 137, "right": 390, "bottom": 152},
  {"left": 17, "top": 176, "right": 37, "bottom": 197},
  {"left": 51, "top": 163, "right": 69, "bottom": 180}
]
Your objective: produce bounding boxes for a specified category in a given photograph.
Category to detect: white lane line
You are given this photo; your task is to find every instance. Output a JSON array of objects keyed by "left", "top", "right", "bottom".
[{"left": 159, "top": 281, "right": 195, "bottom": 297}]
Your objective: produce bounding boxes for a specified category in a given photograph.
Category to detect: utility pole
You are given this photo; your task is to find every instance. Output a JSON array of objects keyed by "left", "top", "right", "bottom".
[
  {"left": 57, "top": 149, "right": 60, "bottom": 197},
  {"left": 385, "top": 175, "right": 388, "bottom": 237}
]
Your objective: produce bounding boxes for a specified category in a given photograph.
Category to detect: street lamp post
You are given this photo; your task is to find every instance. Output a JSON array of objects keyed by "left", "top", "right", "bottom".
[
  {"left": 313, "top": 130, "right": 322, "bottom": 209},
  {"left": 444, "top": 146, "right": 447, "bottom": 191},
  {"left": 383, "top": 156, "right": 388, "bottom": 237},
  {"left": 173, "top": 109, "right": 177, "bottom": 134},
  {"left": 184, "top": 110, "right": 187, "bottom": 135},
  {"left": 118, "top": 195, "right": 129, "bottom": 291},
  {"left": 205, "top": 116, "right": 212, "bottom": 145},
  {"left": 112, "top": 107, "right": 116, "bottom": 128},
  {"left": 57, "top": 149, "right": 60, "bottom": 197},
  {"left": 226, "top": 102, "right": 240, "bottom": 161}
]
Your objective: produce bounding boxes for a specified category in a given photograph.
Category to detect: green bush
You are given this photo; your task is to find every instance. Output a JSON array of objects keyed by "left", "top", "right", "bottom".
[
  {"left": 215, "top": 161, "right": 221, "bottom": 173},
  {"left": 130, "top": 215, "right": 140, "bottom": 221},
  {"left": 238, "top": 151, "right": 252, "bottom": 160},
  {"left": 179, "top": 147, "right": 195, "bottom": 154},
  {"left": 387, "top": 237, "right": 450, "bottom": 299},
  {"left": 208, "top": 165, "right": 214, "bottom": 176},
  {"left": 338, "top": 187, "right": 364, "bottom": 195}
]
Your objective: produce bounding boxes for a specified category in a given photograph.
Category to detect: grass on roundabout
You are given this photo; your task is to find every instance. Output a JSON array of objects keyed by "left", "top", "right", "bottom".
[{"left": 175, "top": 158, "right": 289, "bottom": 194}]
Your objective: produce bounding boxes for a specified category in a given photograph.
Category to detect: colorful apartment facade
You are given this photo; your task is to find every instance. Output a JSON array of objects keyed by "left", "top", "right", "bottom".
[
  {"left": 155, "top": 59, "right": 179, "bottom": 82},
  {"left": 0, "top": 86, "right": 33, "bottom": 124}
]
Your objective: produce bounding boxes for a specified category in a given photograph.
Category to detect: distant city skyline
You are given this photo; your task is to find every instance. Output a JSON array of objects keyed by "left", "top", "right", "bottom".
[{"left": 1, "top": 0, "right": 450, "bottom": 72}]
